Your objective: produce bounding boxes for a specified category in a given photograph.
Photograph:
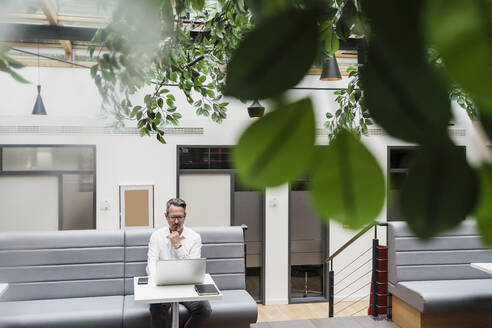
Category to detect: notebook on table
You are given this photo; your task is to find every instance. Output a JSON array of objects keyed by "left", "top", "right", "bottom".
[{"left": 194, "top": 284, "right": 219, "bottom": 296}]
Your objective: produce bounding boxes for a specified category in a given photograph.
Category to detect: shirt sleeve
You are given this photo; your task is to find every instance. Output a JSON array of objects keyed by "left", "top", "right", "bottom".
[
  {"left": 175, "top": 234, "right": 202, "bottom": 259},
  {"left": 146, "top": 232, "right": 159, "bottom": 277}
]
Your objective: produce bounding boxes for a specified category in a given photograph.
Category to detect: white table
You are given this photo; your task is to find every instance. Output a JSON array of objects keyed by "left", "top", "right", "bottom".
[
  {"left": 471, "top": 263, "right": 492, "bottom": 275},
  {"left": 134, "top": 274, "right": 221, "bottom": 328},
  {"left": 0, "top": 284, "right": 8, "bottom": 298}
]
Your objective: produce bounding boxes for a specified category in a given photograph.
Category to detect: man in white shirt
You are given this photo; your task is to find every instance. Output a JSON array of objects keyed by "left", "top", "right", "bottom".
[{"left": 147, "top": 198, "right": 211, "bottom": 328}]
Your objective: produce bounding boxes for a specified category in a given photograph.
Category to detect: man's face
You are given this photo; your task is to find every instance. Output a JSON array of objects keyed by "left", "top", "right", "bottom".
[{"left": 165, "top": 205, "right": 186, "bottom": 233}]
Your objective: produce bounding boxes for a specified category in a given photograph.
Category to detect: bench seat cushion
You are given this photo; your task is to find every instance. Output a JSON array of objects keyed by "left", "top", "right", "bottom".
[
  {"left": 123, "top": 290, "right": 257, "bottom": 328},
  {"left": 0, "top": 296, "right": 123, "bottom": 328},
  {"left": 390, "top": 279, "right": 492, "bottom": 313}
]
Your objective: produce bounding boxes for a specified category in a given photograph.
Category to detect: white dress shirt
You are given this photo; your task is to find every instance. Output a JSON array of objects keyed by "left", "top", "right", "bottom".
[{"left": 146, "top": 226, "right": 202, "bottom": 277}]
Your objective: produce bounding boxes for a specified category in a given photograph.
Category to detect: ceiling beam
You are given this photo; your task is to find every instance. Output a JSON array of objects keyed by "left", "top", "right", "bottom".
[
  {"left": 40, "top": 0, "right": 58, "bottom": 25},
  {"left": 40, "top": 0, "right": 74, "bottom": 61},
  {"left": 17, "top": 59, "right": 96, "bottom": 68},
  {"left": 59, "top": 39, "right": 72, "bottom": 60}
]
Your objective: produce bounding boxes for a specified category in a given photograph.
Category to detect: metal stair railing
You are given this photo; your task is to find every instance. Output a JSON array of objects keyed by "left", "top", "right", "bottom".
[{"left": 324, "top": 222, "right": 391, "bottom": 319}]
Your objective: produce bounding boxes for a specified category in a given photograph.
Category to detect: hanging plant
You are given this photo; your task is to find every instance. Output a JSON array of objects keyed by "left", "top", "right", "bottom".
[{"left": 324, "top": 65, "right": 372, "bottom": 141}]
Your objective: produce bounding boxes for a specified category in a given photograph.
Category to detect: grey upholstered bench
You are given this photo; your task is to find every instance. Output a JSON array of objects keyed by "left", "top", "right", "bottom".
[
  {"left": 0, "top": 227, "right": 257, "bottom": 328},
  {"left": 388, "top": 220, "right": 492, "bottom": 328},
  {"left": 123, "top": 227, "right": 257, "bottom": 328}
]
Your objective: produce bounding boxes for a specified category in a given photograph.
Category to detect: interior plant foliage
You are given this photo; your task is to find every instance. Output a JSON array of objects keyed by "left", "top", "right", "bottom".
[
  {"left": 89, "top": 0, "right": 254, "bottom": 141},
  {"left": 0, "top": 45, "right": 28, "bottom": 84},
  {"left": 229, "top": 0, "right": 491, "bottom": 240},
  {"left": 91, "top": 0, "right": 492, "bottom": 240},
  {"left": 325, "top": 65, "right": 372, "bottom": 141}
]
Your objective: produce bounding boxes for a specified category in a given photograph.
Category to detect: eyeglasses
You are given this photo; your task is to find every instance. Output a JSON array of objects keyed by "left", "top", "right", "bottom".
[{"left": 168, "top": 215, "right": 185, "bottom": 221}]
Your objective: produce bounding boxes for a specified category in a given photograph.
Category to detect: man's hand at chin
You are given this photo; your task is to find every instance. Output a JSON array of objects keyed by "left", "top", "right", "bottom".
[{"left": 170, "top": 231, "right": 181, "bottom": 249}]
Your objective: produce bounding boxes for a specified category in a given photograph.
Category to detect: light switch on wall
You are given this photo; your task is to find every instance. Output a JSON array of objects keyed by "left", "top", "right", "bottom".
[{"left": 100, "top": 200, "right": 111, "bottom": 211}]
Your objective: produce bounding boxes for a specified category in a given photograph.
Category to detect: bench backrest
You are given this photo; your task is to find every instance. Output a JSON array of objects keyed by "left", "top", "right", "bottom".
[
  {"left": 0, "top": 230, "right": 125, "bottom": 301},
  {"left": 388, "top": 220, "right": 492, "bottom": 284},
  {"left": 0, "top": 226, "right": 246, "bottom": 301},
  {"left": 124, "top": 226, "right": 245, "bottom": 294}
]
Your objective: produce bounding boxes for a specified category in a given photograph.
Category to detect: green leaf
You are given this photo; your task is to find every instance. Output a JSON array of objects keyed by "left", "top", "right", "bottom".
[
  {"left": 310, "top": 130, "right": 385, "bottom": 229},
  {"left": 225, "top": 9, "right": 320, "bottom": 100},
  {"left": 90, "top": 64, "right": 98, "bottom": 78},
  {"left": 6, "top": 67, "right": 29, "bottom": 84},
  {"left": 88, "top": 45, "right": 95, "bottom": 58},
  {"left": 319, "top": 6, "right": 338, "bottom": 21},
  {"left": 401, "top": 144, "right": 478, "bottom": 239},
  {"left": 335, "top": 0, "right": 356, "bottom": 41},
  {"left": 475, "top": 163, "right": 492, "bottom": 245},
  {"left": 157, "top": 133, "right": 166, "bottom": 144},
  {"left": 479, "top": 112, "right": 492, "bottom": 141},
  {"left": 169, "top": 72, "right": 178, "bottom": 82},
  {"left": 425, "top": 0, "right": 492, "bottom": 113},
  {"left": 232, "top": 98, "right": 316, "bottom": 188},
  {"left": 92, "top": 29, "right": 102, "bottom": 43},
  {"left": 5, "top": 56, "right": 23, "bottom": 69},
  {"left": 360, "top": 0, "right": 451, "bottom": 144},
  {"left": 0, "top": 45, "right": 10, "bottom": 55},
  {"left": 324, "top": 27, "right": 340, "bottom": 54}
]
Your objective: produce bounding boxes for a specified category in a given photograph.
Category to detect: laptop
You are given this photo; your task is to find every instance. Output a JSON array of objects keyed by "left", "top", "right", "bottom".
[{"left": 155, "top": 258, "right": 206, "bottom": 286}]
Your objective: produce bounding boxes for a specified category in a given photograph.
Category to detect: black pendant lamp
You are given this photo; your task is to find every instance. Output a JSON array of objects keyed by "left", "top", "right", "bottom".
[
  {"left": 32, "top": 43, "right": 47, "bottom": 115},
  {"left": 32, "top": 85, "right": 47, "bottom": 115},
  {"left": 320, "top": 54, "right": 342, "bottom": 81},
  {"left": 247, "top": 100, "right": 265, "bottom": 118}
]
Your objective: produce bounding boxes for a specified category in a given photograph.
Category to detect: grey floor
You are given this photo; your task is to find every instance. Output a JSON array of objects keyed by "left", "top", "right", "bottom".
[{"left": 252, "top": 316, "right": 400, "bottom": 328}]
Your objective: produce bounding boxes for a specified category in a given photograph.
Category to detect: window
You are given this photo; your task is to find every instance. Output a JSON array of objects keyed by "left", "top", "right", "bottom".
[
  {"left": 179, "top": 147, "right": 230, "bottom": 170},
  {"left": 0, "top": 145, "right": 96, "bottom": 231}
]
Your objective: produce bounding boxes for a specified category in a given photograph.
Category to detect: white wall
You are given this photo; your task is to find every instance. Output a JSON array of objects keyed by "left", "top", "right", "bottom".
[{"left": 0, "top": 64, "right": 482, "bottom": 305}]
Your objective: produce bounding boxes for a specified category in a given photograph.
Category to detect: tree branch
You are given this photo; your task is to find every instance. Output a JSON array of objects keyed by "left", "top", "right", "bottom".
[{"left": 183, "top": 55, "right": 204, "bottom": 69}]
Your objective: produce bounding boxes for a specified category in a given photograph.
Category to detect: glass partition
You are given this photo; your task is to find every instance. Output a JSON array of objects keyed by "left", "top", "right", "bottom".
[
  {"left": 2, "top": 146, "right": 94, "bottom": 171},
  {"left": 0, "top": 145, "right": 96, "bottom": 231},
  {"left": 233, "top": 177, "right": 264, "bottom": 301},
  {"left": 289, "top": 178, "right": 328, "bottom": 301},
  {"left": 62, "top": 174, "right": 94, "bottom": 230}
]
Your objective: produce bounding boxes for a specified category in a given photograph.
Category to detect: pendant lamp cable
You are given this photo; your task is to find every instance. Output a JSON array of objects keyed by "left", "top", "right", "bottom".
[{"left": 37, "top": 41, "right": 40, "bottom": 84}]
